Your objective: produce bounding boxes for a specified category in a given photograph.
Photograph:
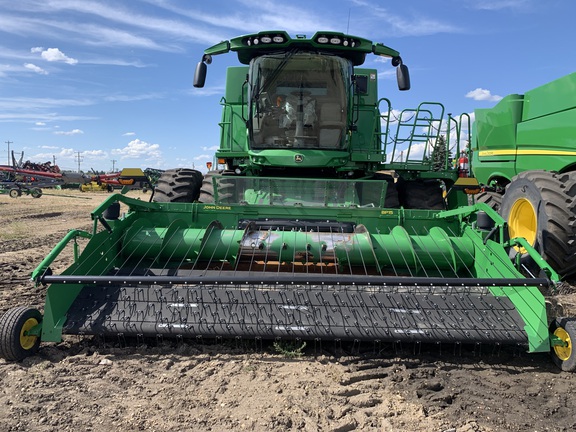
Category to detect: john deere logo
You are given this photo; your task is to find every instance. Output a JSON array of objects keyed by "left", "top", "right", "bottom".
[{"left": 294, "top": 154, "right": 304, "bottom": 163}]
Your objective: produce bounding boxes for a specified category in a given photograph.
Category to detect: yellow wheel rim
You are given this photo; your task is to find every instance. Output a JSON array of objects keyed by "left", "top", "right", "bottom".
[
  {"left": 19, "top": 317, "right": 39, "bottom": 350},
  {"left": 508, "top": 197, "right": 537, "bottom": 253},
  {"left": 553, "top": 327, "right": 572, "bottom": 361}
]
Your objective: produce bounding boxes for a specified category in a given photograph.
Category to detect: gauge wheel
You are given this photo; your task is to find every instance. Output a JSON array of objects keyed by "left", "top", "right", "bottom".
[
  {"left": 500, "top": 171, "right": 576, "bottom": 278},
  {"left": 9, "top": 188, "right": 21, "bottom": 198},
  {"left": 0, "top": 306, "right": 43, "bottom": 361},
  {"left": 550, "top": 318, "right": 576, "bottom": 372},
  {"left": 30, "top": 188, "right": 43, "bottom": 198}
]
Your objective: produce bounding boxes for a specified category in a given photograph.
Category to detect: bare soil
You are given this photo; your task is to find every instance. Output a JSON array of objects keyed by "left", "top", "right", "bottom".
[{"left": 1, "top": 190, "right": 576, "bottom": 432}]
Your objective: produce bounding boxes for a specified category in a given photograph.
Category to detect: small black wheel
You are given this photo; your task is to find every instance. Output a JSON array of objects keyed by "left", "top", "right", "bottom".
[
  {"left": 30, "top": 188, "right": 43, "bottom": 198},
  {"left": 550, "top": 317, "right": 576, "bottom": 372},
  {"left": 0, "top": 306, "right": 43, "bottom": 361}
]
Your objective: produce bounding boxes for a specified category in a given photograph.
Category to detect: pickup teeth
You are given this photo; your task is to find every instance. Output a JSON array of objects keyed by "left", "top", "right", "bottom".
[{"left": 63, "top": 282, "right": 528, "bottom": 346}]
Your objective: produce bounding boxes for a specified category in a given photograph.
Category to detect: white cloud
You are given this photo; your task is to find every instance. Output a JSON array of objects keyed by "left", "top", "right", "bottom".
[
  {"left": 83, "top": 149, "right": 107, "bottom": 158},
  {"left": 111, "top": 139, "right": 161, "bottom": 160},
  {"left": 201, "top": 145, "right": 219, "bottom": 151},
  {"left": 36, "top": 122, "right": 47, "bottom": 126},
  {"left": 24, "top": 63, "right": 48, "bottom": 74},
  {"left": 466, "top": 0, "right": 532, "bottom": 10},
  {"left": 122, "top": 132, "right": 136, "bottom": 136},
  {"left": 38, "top": 48, "right": 78, "bottom": 65},
  {"left": 54, "top": 128, "right": 84, "bottom": 135},
  {"left": 465, "top": 88, "right": 503, "bottom": 102}
]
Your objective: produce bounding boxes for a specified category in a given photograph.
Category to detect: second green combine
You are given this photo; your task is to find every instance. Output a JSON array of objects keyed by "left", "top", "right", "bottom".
[{"left": 1, "top": 31, "right": 574, "bottom": 371}]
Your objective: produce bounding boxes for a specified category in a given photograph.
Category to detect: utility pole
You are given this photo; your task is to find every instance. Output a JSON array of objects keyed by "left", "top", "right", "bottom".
[
  {"left": 5, "top": 140, "right": 13, "bottom": 165},
  {"left": 111, "top": 159, "right": 117, "bottom": 172},
  {"left": 76, "top": 151, "right": 83, "bottom": 173}
]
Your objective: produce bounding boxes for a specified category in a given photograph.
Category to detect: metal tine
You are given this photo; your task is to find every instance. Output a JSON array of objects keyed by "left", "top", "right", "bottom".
[
  {"left": 260, "top": 226, "right": 273, "bottom": 275},
  {"left": 411, "top": 225, "right": 455, "bottom": 279},
  {"left": 445, "top": 225, "right": 520, "bottom": 280},
  {"left": 76, "top": 221, "right": 163, "bottom": 278},
  {"left": 314, "top": 222, "right": 326, "bottom": 276},
  {"left": 67, "top": 230, "right": 125, "bottom": 276},
  {"left": 335, "top": 224, "right": 355, "bottom": 275},
  {"left": 327, "top": 229, "right": 341, "bottom": 275},
  {"left": 436, "top": 226, "right": 476, "bottom": 279},
  {"left": 352, "top": 226, "right": 371, "bottom": 276},
  {"left": 401, "top": 227, "right": 434, "bottom": 280},
  {"left": 378, "top": 226, "right": 417, "bottom": 278},
  {"left": 374, "top": 226, "right": 401, "bottom": 278},
  {"left": 443, "top": 226, "right": 548, "bottom": 322},
  {"left": 190, "top": 223, "right": 222, "bottom": 274},
  {"left": 158, "top": 223, "right": 204, "bottom": 276},
  {"left": 363, "top": 228, "right": 386, "bottom": 278}
]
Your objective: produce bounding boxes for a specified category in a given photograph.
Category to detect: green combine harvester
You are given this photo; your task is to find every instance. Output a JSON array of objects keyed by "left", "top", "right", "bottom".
[
  {"left": 0, "top": 31, "right": 574, "bottom": 371},
  {"left": 471, "top": 72, "right": 576, "bottom": 279}
]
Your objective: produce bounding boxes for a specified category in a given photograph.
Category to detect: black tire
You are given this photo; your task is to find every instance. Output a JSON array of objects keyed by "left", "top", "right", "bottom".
[
  {"left": 0, "top": 306, "right": 42, "bottom": 361},
  {"left": 549, "top": 317, "right": 576, "bottom": 372},
  {"left": 363, "top": 173, "right": 400, "bottom": 208},
  {"left": 9, "top": 188, "right": 20, "bottom": 198},
  {"left": 500, "top": 171, "right": 576, "bottom": 278},
  {"left": 30, "top": 188, "right": 42, "bottom": 198},
  {"left": 153, "top": 168, "right": 203, "bottom": 203},
  {"left": 198, "top": 170, "right": 218, "bottom": 203},
  {"left": 475, "top": 190, "right": 502, "bottom": 211},
  {"left": 399, "top": 179, "right": 445, "bottom": 210},
  {"left": 198, "top": 171, "right": 236, "bottom": 204}
]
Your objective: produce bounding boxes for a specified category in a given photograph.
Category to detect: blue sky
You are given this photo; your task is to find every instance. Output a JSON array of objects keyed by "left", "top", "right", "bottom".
[{"left": 0, "top": 0, "right": 574, "bottom": 173}]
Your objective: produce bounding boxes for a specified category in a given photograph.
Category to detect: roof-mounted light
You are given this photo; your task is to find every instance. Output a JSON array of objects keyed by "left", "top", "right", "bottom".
[
  {"left": 330, "top": 37, "right": 341, "bottom": 45},
  {"left": 317, "top": 36, "right": 329, "bottom": 44},
  {"left": 243, "top": 33, "right": 287, "bottom": 47}
]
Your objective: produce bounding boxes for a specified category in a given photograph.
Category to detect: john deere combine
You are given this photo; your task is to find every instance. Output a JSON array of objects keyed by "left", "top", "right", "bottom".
[{"left": 1, "top": 31, "right": 574, "bottom": 371}]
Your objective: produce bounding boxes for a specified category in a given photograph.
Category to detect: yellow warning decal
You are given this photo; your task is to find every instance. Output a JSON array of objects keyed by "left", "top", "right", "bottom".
[
  {"left": 479, "top": 149, "right": 576, "bottom": 157},
  {"left": 203, "top": 205, "right": 232, "bottom": 211}
]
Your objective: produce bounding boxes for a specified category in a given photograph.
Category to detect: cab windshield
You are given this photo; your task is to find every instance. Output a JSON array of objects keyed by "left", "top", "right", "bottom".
[{"left": 249, "top": 52, "right": 351, "bottom": 150}]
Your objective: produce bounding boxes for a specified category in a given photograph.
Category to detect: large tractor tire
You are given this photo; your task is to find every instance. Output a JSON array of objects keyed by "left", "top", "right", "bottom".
[
  {"left": 0, "top": 306, "right": 42, "bottom": 361},
  {"left": 475, "top": 190, "right": 503, "bottom": 212},
  {"left": 500, "top": 171, "right": 576, "bottom": 278},
  {"left": 198, "top": 171, "right": 236, "bottom": 204},
  {"left": 399, "top": 179, "right": 445, "bottom": 210},
  {"left": 368, "top": 173, "right": 400, "bottom": 208},
  {"left": 153, "top": 168, "right": 203, "bottom": 203}
]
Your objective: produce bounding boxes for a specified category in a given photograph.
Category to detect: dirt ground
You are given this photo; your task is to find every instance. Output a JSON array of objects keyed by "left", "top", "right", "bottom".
[{"left": 1, "top": 189, "right": 576, "bottom": 432}]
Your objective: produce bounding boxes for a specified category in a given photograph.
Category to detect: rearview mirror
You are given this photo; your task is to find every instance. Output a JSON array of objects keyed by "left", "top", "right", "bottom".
[
  {"left": 397, "top": 64, "right": 411, "bottom": 91},
  {"left": 193, "top": 61, "right": 207, "bottom": 88}
]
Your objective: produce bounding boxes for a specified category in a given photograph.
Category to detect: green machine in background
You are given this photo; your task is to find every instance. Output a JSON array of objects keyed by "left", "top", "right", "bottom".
[
  {"left": 1, "top": 31, "right": 574, "bottom": 371},
  {"left": 471, "top": 73, "right": 576, "bottom": 279}
]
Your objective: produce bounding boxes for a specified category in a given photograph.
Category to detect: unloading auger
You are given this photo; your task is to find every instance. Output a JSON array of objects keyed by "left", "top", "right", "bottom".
[{"left": 1, "top": 31, "right": 574, "bottom": 371}]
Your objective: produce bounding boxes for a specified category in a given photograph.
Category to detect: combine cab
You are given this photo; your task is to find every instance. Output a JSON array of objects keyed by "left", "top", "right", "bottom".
[{"left": 1, "top": 31, "right": 574, "bottom": 371}]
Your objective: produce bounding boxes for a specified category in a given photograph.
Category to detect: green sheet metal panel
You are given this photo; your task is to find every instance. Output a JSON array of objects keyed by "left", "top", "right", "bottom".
[
  {"left": 521, "top": 72, "right": 576, "bottom": 121},
  {"left": 515, "top": 108, "right": 576, "bottom": 173},
  {"left": 471, "top": 94, "right": 523, "bottom": 184}
]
